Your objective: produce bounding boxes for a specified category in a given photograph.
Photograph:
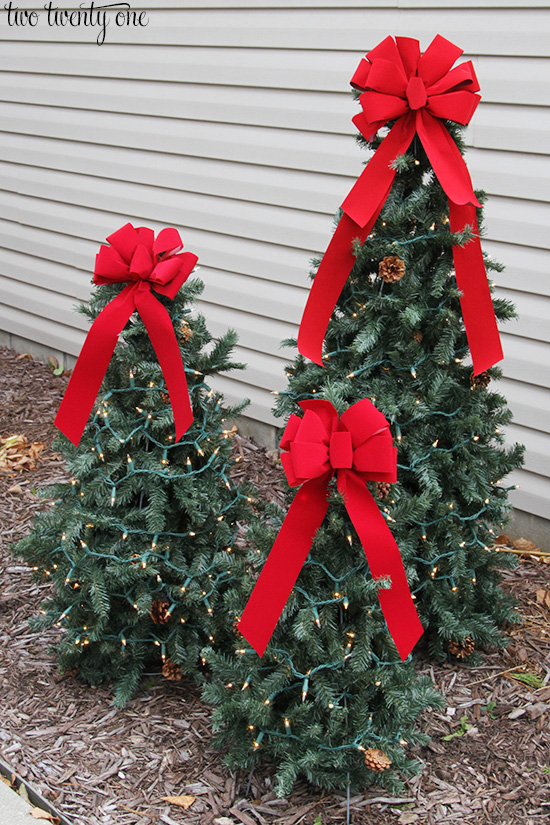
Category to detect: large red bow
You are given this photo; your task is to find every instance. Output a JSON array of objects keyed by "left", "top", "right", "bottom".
[
  {"left": 55, "top": 223, "right": 198, "bottom": 445},
  {"left": 298, "top": 34, "right": 503, "bottom": 375},
  {"left": 238, "top": 398, "right": 423, "bottom": 661}
]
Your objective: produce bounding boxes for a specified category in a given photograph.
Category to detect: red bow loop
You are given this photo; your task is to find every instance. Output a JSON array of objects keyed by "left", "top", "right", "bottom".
[
  {"left": 55, "top": 223, "right": 198, "bottom": 446},
  {"left": 238, "top": 398, "right": 423, "bottom": 660}
]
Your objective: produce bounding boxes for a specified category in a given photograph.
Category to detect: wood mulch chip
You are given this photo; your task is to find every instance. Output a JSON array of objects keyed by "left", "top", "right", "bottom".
[{"left": 1, "top": 344, "right": 549, "bottom": 825}]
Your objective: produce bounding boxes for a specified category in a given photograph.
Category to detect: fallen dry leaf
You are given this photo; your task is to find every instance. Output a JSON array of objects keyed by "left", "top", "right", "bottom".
[
  {"left": 30, "top": 807, "right": 60, "bottom": 823},
  {"left": 7, "top": 483, "right": 23, "bottom": 494},
  {"left": 511, "top": 537, "right": 537, "bottom": 551},
  {"left": 16, "top": 352, "right": 33, "bottom": 360},
  {"left": 0, "top": 434, "right": 45, "bottom": 473},
  {"left": 536, "top": 589, "right": 550, "bottom": 609},
  {"left": 161, "top": 794, "right": 195, "bottom": 809},
  {"left": 495, "top": 534, "right": 511, "bottom": 545}
]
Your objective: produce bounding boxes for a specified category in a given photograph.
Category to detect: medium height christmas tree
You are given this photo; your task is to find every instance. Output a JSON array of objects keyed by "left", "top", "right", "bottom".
[
  {"left": 287, "top": 35, "right": 525, "bottom": 659},
  {"left": 15, "top": 223, "right": 253, "bottom": 706},
  {"left": 204, "top": 34, "right": 522, "bottom": 794}
]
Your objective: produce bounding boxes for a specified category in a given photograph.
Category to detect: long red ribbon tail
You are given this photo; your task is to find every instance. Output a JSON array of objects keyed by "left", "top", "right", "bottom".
[
  {"left": 297, "top": 115, "right": 416, "bottom": 366},
  {"left": 54, "top": 283, "right": 138, "bottom": 445},
  {"left": 448, "top": 201, "right": 503, "bottom": 374},
  {"left": 133, "top": 284, "right": 194, "bottom": 441},
  {"left": 238, "top": 475, "right": 330, "bottom": 656},
  {"left": 338, "top": 470, "right": 423, "bottom": 660},
  {"left": 297, "top": 213, "right": 378, "bottom": 365}
]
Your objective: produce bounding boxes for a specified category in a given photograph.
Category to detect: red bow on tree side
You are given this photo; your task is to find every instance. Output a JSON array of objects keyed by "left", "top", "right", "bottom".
[
  {"left": 297, "top": 34, "right": 503, "bottom": 375},
  {"left": 238, "top": 398, "right": 423, "bottom": 661},
  {"left": 55, "top": 223, "right": 198, "bottom": 445}
]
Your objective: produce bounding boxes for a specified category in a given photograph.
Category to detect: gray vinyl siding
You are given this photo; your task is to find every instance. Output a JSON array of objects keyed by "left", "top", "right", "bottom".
[{"left": 0, "top": 2, "right": 548, "bottom": 521}]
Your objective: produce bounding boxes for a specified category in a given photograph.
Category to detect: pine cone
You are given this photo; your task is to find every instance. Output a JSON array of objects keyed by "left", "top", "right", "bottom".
[
  {"left": 413, "top": 329, "right": 423, "bottom": 343},
  {"left": 364, "top": 747, "right": 392, "bottom": 772},
  {"left": 470, "top": 371, "right": 491, "bottom": 388},
  {"left": 233, "top": 618, "right": 244, "bottom": 639},
  {"left": 379, "top": 256, "right": 405, "bottom": 284},
  {"left": 151, "top": 599, "right": 171, "bottom": 625},
  {"left": 162, "top": 659, "right": 183, "bottom": 681},
  {"left": 376, "top": 482, "right": 391, "bottom": 499},
  {"left": 448, "top": 637, "right": 475, "bottom": 659},
  {"left": 160, "top": 390, "right": 170, "bottom": 404},
  {"left": 179, "top": 320, "right": 193, "bottom": 342}
]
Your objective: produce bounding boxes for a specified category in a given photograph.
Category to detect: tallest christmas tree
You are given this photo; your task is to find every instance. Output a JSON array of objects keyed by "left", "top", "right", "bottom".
[{"left": 205, "top": 35, "right": 521, "bottom": 796}]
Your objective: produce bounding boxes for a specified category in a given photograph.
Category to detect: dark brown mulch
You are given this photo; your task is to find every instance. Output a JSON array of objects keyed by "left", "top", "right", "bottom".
[{"left": 0, "top": 345, "right": 549, "bottom": 825}]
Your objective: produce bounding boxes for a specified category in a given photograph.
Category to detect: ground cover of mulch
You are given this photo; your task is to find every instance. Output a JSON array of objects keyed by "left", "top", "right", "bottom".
[{"left": 0, "top": 344, "right": 549, "bottom": 825}]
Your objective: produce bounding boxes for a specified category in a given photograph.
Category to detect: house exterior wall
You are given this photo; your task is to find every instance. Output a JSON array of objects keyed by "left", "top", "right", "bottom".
[{"left": 0, "top": 2, "right": 548, "bottom": 522}]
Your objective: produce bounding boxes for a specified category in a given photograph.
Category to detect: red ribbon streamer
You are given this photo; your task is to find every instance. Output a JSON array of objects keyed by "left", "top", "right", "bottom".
[
  {"left": 238, "top": 398, "right": 423, "bottom": 661},
  {"left": 55, "top": 223, "right": 198, "bottom": 445},
  {"left": 297, "top": 34, "right": 503, "bottom": 375}
]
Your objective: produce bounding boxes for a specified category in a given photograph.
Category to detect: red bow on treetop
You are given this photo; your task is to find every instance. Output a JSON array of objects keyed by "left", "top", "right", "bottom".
[
  {"left": 238, "top": 398, "right": 424, "bottom": 661},
  {"left": 55, "top": 223, "right": 198, "bottom": 445},
  {"left": 297, "top": 34, "right": 503, "bottom": 375}
]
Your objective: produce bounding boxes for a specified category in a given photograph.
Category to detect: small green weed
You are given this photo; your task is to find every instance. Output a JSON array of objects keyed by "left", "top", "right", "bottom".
[
  {"left": 482, "top": 700, "right": 497, "bottom": 720},
  {"left": 443, "top": 714, "right": 471, "bottom": 741}
]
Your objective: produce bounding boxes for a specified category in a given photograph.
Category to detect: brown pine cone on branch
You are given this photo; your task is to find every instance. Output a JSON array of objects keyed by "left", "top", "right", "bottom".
[
  {"left": 179, "top": 320, "right": 193, "bottom": 342},
  {"left": 448, "top": 637, "right": 475, "bottom": 659},
  {"left": 162, "top": 659, "right": 183, "bottom": 681},
  {"left": 413, "top": 329, "right": 423, "bottom": 343},
  {"left": 376, "top": 482, "right": 392, "bottom": 499},
  {"left": 379, "top": 255, "right": 405, "bottom": 284},
  {"left": 151, "top": 599, "right": 171, "bottom": 625},
  {"left": 363, "top": 747, "right": 392, "bottom": 772},
  {"left": 470, "top": 371, "right": 491, "bottom": 388}
]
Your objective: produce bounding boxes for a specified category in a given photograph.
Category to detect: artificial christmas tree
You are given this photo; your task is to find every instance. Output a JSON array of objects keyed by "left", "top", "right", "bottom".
[
  {"left": 204, "top": 399, "right": 441, "bottom": 795},
  {"left": 290, "top": 35, "right": 524, "bottom": 658},
  {"left": 204, "top": 34, "right": 522, "bottom": 795},
  {"left": 15, "top": 223, "right": 253, "bottom": 706}
]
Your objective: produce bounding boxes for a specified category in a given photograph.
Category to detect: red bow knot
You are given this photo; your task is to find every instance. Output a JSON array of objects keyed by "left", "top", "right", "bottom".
[
  {"left": 297, "top": 34, "right": 503, "bottom": 376},
  {"left": 94, "top": 224, "right": 192, "bottom": 293},
  {"left": 238, "top": 398, "right": 423, "bottom": 661},
  {"left": 55, "top": 223, "right": 198, "bottom": 446}
]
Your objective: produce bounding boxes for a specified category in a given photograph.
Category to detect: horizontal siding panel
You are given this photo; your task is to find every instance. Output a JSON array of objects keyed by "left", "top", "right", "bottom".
[
  {"left": 0, "top": 243, "right": 91, "bottom": 302},
  {"left": 0, "top": 274, "right": 86, "bottom": 330},
  {"left": 495, "top": 289, "right": 550, "bottom": 344},
  {"left": 472, "top": 104, "right": 550, "bottom": 156},
  {"left": 482, "top": 195, "right": 550, "bottom": 250},
  {"left": 0, "top": 44, "right": 357, "bottom": 90},
  {"left": 1, "top": 9, "right": 549, "bottom": 56},
  {"left": 498, "top": 378, "right": 550, "bottom": 434},
  {"left": 0, "top": 302, "right": 84, "bottom": 354},
  {"left": 506, "top": 423, "right": 549, "bottom": 478},
  {"left": 0, "top": 47, "right": 545, "bottom": 109},
  {"left": 484, "top": 242, "right": 549, "bottom": 298},
  {"left": 199, "top": 269, "right": 304, "bottom": 326},
  {"left": 477, "top": 56, "right": 550, "bottom": 107},
  {"left": 500, "top": 333, "right": 550, "bottom": 389},
  {"left": 0, "top": 75, "right": 352, "bottom": 135},
  {"left": 0, "top": 103, "right": 360, "bottom": 176},
  {"left": 507, "top": 469, "right": 550, "bottom": 520},
  {"left": 230, "top": 345, "right": 289, "bottom": 392},
  {"left": 1, "top": 59, "right": 547, "bottom": 118},
  {"left": 201, "top": 300, "right": 297, "bottom": 361},
  {"left": 206, "top": 373, "right": 277, "bottom": 427},
  {"left": 0, "top": 207, "right": 313, "bottom": 291},
  {"left": 469, "top": 149, "right": 550, "bottom": 203},
  {"left": 0, "top": 135, "right": 352, "bottom": 215},
  {"left": 0, "top": 162, "right": 332, "bottom": 253}
]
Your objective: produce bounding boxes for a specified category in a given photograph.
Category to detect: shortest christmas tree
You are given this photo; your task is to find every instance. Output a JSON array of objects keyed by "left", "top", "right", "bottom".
[{"left": 15, "top": 223, "right": 253, "bottom": 706}]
